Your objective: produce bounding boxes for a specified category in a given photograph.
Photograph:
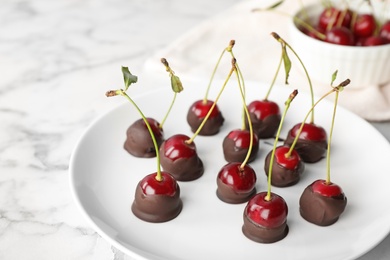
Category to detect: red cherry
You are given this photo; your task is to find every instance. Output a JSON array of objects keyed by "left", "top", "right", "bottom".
[
  {"left": 247, "top": 100, "right": 280, "bottom": 120},
  {"left": 318, "top": 7, "right": 352, "bottom": 30},
  {"left": 139, "top": 172, "right": 178, "bottom": 196},
  {"left": 353, "top": 14, "right": 376, "bottom": 38},
  {"left": 189, "top": 99, "right": 220, "bottom": 118},
  {"left": 362, "top": 36, "right": 389, "bottom": 46},
  {"left": 274, "top": 146, "right": 301, "bottom": 170},
  {"left": 227, "top": 129, "right": 259, "bottom": 149},
  {"left": 244, "top": 192, "right": 288, "bottom": 228},
  {"left": 145, "top": 118, "right": 163, "bottom": 138},
  {"left": 290, "top": 122, "right": 327, "bottom": 141},
  {"left": 217, "top": 162, "right": 257, "bottom": 193},
  {"left": 162, "top": 134, "right": 196, "bottom": 161},
  {"left": 379, "top": 20, "right": 390, "bottom": 42},
  {"left": 325, "top": 27, "right": 355, "bottom": 46},
  {"left": 311, "top": 179, "right": 344, "bottom": 197}
]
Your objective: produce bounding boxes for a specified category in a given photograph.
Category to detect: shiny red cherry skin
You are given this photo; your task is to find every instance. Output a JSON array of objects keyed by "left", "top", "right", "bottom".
[
  {"left": 245, "top": 191, "right": 288, "bottom": 228},
  {"left": 325, "top": 27, "right": 355, "bottom": 46},
  {"left": 274, "top": 146, "right": 301, "bottom": 170},
  {"left": 353, "top": 14, "right": 376, "bottom": 38},
  {"left": 318, "top": 7, "right": 352, "bottom": 30},
  {"left": 379, "top": 21, "right": 390, "bottom": 42},
  {"left": 290, "top": 122, "right": 327, "bottom": 141},
  {"left": 362, "top": 36, "right": 389, "bottom": 46},
  {"left": 162, "top": 134, "right": 196, "bottom": 161},
  {"left": 217, "top": 162, "right": 257, "bottom": 193},
  {"left": 189, "top": 99, "right": 220, "bottom": 118},
  {"left": 227, "top": 129, "right": 259, "bottom": 149},
  {"left": 311, "top": 179, "right": 344, "bottom": 197},
  {"left": 139, "top": 172, "right": 178, "bottom": 196},
  {"left": 247, "top": 100, "right": 280, "bottom": 120}
]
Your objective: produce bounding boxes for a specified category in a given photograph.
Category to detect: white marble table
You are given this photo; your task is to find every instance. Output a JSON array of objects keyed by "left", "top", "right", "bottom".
[{"left": 0, "top": 0, "right": 389, "bottom": 259}]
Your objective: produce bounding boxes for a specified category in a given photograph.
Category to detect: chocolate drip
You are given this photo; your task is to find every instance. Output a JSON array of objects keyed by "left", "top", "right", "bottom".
[
  {"left": 242, "top": 214, "right": 289, "bottom": 243},
  {"left": 187, "top": 108, "right": 224, "bottom": 136},
  {"left": 124, "top": 118, "right": 164, "bottom": 158},
  {"left": 159, "top": 143, "right": 204, "bottom": 181},
  {"left": 222, "top": 136, "right": 259, "bottom": 163},
  {"left": 246, "top": 113, "right": 281, "bottom": 139},
  {"left": 299, "top": 184, "right": 347, "bottom": 226},
  {"left": 216, "top": 178, "right": 256, "bottom": 204},
  {"left": 131, "top": 183, "right": 182, "bottom": 223},
  {"left": 264, "top": 151, "right": 305, "bottom": 187},
  {"left": 284, "top": 132, "right": 327, "bottom": 163}
]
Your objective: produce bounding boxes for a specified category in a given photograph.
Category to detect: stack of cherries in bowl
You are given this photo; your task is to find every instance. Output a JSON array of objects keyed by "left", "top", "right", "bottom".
[{"left": 289, "top": 1, "right": 390, "bottom": 88}]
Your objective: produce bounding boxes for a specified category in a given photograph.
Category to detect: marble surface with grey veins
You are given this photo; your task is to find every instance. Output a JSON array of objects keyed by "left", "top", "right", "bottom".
[{"left": 0, "top": 0, "right": 389, "bottom": 259}]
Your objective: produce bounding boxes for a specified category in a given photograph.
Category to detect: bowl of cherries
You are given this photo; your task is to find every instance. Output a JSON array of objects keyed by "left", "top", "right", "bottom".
[{"left": 288, "top": 0, "right": 390, "bottom": 88}]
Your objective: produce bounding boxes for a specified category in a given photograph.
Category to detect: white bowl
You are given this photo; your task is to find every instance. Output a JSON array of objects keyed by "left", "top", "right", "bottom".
[{"left": 288, "top": 3, "right": 390, "bottom": 88}]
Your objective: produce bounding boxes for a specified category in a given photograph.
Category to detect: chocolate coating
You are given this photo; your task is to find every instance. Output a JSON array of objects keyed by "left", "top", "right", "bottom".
[
  {"left": 246, "top": 113, "right": 281, "bottom": 139},
  {"left": 222, "top": 136, "right": 259, "bottom": 163},
  {"left": 264, "top": 151, "right": 305, "bottom": 187},
  {"left": 216, "top": 178, "right": 256, "bottom": 204},
  {"left": 242, "top": 214, "right": 289, "bottom": 243},
  {"left": 159, "top": 143, "right": 204, "bottom": 181},
  {"left": 299, "top": 184, "right": 347, "bottom": 226},
  {"left": 284, "top": 132, "right": 327, "bottom": 163},
  {"left": 131, "top": 182, "right": 182, "bottom": 223},
  {"left": 187, "top": 108, "right": 224, "bottom": 136},
  {"left": 124, "top": 118, "right": 164, "bottom": 158}
]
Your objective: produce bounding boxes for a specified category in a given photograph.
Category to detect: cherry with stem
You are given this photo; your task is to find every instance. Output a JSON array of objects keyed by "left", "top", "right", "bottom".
[
  {"left": 106, "top": 73, "right": 182, "bottom": 223},
  {"left": 216, "top": 58, "right": 258, "bottom": 204},
  {"left": 299, "top": 76, "right": 349, "bottom": 226},
  {"left": 242, "top": 89, "right": 298, "bottom": 244}
]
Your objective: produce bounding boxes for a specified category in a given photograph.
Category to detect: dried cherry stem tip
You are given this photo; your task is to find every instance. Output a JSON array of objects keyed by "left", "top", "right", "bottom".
[
  {"left": 106, "top": 89, "right": 163, "bottom": 182},
  {"left": 265, "top": 89, "right": 298, "bottom": 201}
]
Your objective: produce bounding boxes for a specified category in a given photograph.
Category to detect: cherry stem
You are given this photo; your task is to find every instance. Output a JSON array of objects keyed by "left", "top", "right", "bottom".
[
  {"left": 264, "top": 52, "right": 283, "bottom": 100},
  {"left": 285, "top": 79, "right": 350, "bottom": 158},
  {"left": 159, "top": 58, "right": 181, "bottom": 129},
  {"left": 106, "top": 89, "right": 163, "bottom": 181},
  {"left": 326, "top": 90, "right": 340, "bottom": 184},
  {"left": 265, "top": 89, "right": 298, "bottom": 201},
  {"left": 203, "top": 40, "right": 235, "bottom": 104},
  {"left": 272, "top": 32, "right": 315, "bottom": 123},
  {"left": 186, "top": 62, "right": 235, "bottom": 145},
  {"left": 232, "top": 59, "right": 254, "bottom": 169}
]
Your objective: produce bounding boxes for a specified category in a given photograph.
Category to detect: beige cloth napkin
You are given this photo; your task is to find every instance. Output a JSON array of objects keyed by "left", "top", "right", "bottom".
[{"left": 144, "top": 0, "right": 390, "bottom": 121}]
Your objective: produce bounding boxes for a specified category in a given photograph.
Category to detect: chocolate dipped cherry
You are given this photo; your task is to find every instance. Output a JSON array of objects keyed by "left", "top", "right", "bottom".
[
  {"left": 186, "top": 40, "right": 238, "bottom": 136},
  {"left": 132, "top": 172, "right": 182, "bottom": 222},
  {"left": 216, "top": 162, "right": 257, "bottom": 204},
  {"left": 264, "top": 145, "right": 304, "bottom": 187},
  {"left": 242, "top": 191, "right": 288, "bottom": 243},
  {"left": 187, "top": 99, "right": 224, "bottom": 135},
  {"left": 300, "top": 79, "right": 349, "bottom": 226},
  {"left": 124, "top": 117, "right": 164, "bottom": 158},
  {"left": 284, "top": 122, "right": 327, "bottom": 163},
  {"left": 106, "top": 71, "right": 183, "bottom": 223},
  {"left": 123, "top": 59, "right": 183, "bottom": 158},
  {"left": 246, "top": 99, "right": 281, "bottom": 139},
  {"left": 223, "top": 129, "right": 259, "bottom": 163},
  {"left": 241, "top": 90, "right": 297, "bottom": 243},
  {"left": 159, "top": 134, "right": 204, "bottom": 181},
  {"left": 300, "top": 180, "right": 347, "bottom": 226}
]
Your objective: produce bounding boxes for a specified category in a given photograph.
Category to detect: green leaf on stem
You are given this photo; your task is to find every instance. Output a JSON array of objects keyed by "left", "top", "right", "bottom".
[
  {"left": 122, "top": 66, "right": 138, "bottom": 91},
  {"left": 171, "top": 75, "right": 183, "bottom": 93},
  {"left": 331, "top": 70, "right": 338, "bottom": 86},
  {"left": 282, "top": 45, "right": 291, "bottom": 84}
]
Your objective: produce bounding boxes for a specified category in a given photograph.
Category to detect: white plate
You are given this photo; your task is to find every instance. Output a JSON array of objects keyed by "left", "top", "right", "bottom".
[{"left": 69, "top": 79, "right": 390, "bottom": 260}]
